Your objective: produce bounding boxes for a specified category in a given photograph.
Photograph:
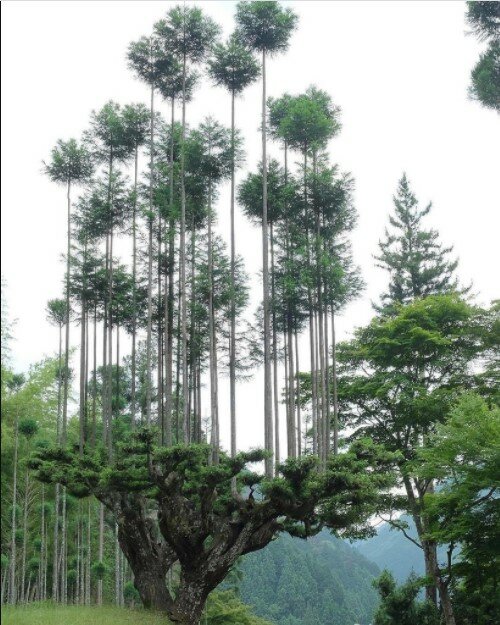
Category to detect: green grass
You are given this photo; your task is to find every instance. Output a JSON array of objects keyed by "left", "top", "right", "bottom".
[{"left": 1, "top": 604, "right": 171, "bottom": 625}]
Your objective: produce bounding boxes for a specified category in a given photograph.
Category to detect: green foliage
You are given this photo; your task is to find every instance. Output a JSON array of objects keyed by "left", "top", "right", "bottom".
[
  {"left": 236, "top": 1, "right": 298, "bottom": 54},
  {"left": 19, "top": 418, "right": 39, "bottom": 440},
  {"left": 1, "top": 605, "right": 173, "bottom": 625},
  {"left": 415, "top": 394, "right": 500, "bottom": 624},
  {"left": 46, "top": 298, "right": 67, "bottom": 328},
  {"left": 154, "top": 5, "right": 220, "bottom": 63},
  {"left": 91, "top": 560, "right": 107, "bottom": 580},
  {"left": 123, "top": 581, "right": 141, "bottom": 606},
  {"left": 239, "top": 531, "right": 381, "bottom": 625},
  {"left": 375, "top": 174, "right": 460, "bottom": 309},
  {"left": 43, "top": 138, "right": 93, "bottom": 186},
  {"left": 206, "top": 589, "right": 272, "bottom": 624},
  {"left": 208, "top": 33, "right": 260, "bottom": 94},
  {"left": 466, "top": 2, "right": 500, "bottom": 42},
  {"left": 276, "top": 86, "right": 341, "bottom": 154},
  {"left": 466, "top": 2, "right": 500, "bottom": 112},
  {"left": 372, "top": 570, "right": 439, "bottom": 625},
  {"left": 469, "top": 42, "right": 500, "bottom": 112}
]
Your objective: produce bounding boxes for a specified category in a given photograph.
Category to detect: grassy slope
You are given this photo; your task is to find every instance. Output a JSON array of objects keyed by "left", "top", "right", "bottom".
[{"left": 1, "top": 604, "right": 170, "bottom": 625}]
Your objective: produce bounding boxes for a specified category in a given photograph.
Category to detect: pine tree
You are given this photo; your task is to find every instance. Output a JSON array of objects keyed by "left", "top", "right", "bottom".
[{"left": 375, "top": 173, "right": 461, "bottom": 311}]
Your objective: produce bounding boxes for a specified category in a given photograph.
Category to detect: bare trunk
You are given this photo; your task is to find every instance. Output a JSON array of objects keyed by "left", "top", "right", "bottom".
[
  {"left": 61, "top": 180, "right": 71, "bottom": 446},
  {"left": 131, "top": 146, "right": 138, "bottom": 429},
  {"left": 146, "top": 82, "right": 154, "bottom": 426},
  {"left": 331, "top": 307, "right": 339, "bottom": 455},
  {"left": 180, "top": 51, "right": 189, "bottom": 443},
  {"left": 261, "top": 49, "right": 273, "bottom": 476},
  {"left": 229, "top": 89, "right": 237, "bottom": 457},
  {"left": 97, "top": 503, "right": 104, "bottom": 605},
  {"left": 164, "top": 96, "right": 175, "bottom": 446},
  {"left": 9, "top": 412, "right": 19, "bottom": 604}
]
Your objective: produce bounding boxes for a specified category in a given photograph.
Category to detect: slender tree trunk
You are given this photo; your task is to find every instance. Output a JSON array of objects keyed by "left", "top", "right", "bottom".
[
  {"left": 331, "top": 307, "right": 339, "bottom": 455},
  {"left": 39, "top": 485, "right": 45, "bottom": 601},
  {"left": 60, "top": 487, "right": 67, "bottom": 604},
  {"left": 270, "top": 225, "right": 281, "bottom": 464},
  {"left": 146, "top": 82, "right": 155, "bottom": 426},
  {"left": 131, "top": 145, "right": 139, "bottom": 430},
  {"left": 261, "top": 49, "right": 273, "bottom": 476},
  {"left": 20, "top": 465, "right": 29, "bottom": 602},
  {"left": 85, "top": 500, "right": 91, "bottom": 605},
  {"left": 115, "top": 523, "right": 120, "bottom": 606},
  {"left": 79, "top": 297, "right": 86, "bottom": 456},
  {"left": 207, "top": 181, "right": 219, "bottom": 462},
  {"left": 61, "top": 179, "right": 71, "bottom": 446},
  {"left": 97, "top": 503, "right": 104, "bottom": 606},
  {"left": 91, "top": 305, "right": 97, "bottom": 447},
  {"left": 103, "top": 233, "right": 109, "bottom": 447},
  {"left": 164, "top": 97, "right": 176, "bottom": 447},
  {"left": 9, "top": 411, "right": 19, "bottom": 605},
  {"left": 229, "top": 89, "right": 237, "bottom": 457},
  {"left": 158, "top": 212, "right": 164, "bottom": 436},
  {"left": 107, "top": 226, "right": 114, "bottom": 459},
  {"left": 294, "top": 328, "right": 302, "bottom": 455},
  {"left": 180, "top": 51, "right": 190, "bottom": 444},
  {"left": 76, "top": 505, "right": 81, "bottom": 605}
]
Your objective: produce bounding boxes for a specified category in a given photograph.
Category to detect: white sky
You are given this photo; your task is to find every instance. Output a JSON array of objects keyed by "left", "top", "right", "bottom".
[{"left": 2, "top": 1, "right": 499, "bottom": 453}]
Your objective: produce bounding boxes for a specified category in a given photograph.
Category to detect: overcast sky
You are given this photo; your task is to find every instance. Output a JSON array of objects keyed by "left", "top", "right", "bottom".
[{"left": 2, "top": 1, "right": 499, "bottom": 452}]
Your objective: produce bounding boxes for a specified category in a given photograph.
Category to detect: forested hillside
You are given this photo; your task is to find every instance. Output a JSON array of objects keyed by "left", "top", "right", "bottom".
[
  {"left": 240, "top": 532, "right": 380, "bottom": 625},
  {"left": 354, "top": 517, "right": 449, "bottom": 583}
]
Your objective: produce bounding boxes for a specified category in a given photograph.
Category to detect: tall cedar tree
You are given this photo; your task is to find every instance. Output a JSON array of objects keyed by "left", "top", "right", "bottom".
[{"left": 208, "top": 33, "right": 260, "bottom": 458}]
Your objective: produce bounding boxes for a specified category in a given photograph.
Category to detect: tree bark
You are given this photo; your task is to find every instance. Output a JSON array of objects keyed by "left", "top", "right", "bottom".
[{"left": 261, "top": 49, "right": 273, "bottom": 477}]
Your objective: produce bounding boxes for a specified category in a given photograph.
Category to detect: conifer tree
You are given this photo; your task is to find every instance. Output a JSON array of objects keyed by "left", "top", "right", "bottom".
[
  {"left": 208, "top": 33, "right": 260, "bottom": 457},
  {"left": 236, "top": 0, "right": 298, "bottom": 475},
  {"left": 375, "top": 174, "right": 461, "bottom": 311},
  {"left": 466, "top": 2, "right": 500, "bottom": 112},
  {"left": 44, "top": 139, "right": 93, "bottom": 447},
  {"left": 153, "top": 5, "right": 220, "bottom": 443}
]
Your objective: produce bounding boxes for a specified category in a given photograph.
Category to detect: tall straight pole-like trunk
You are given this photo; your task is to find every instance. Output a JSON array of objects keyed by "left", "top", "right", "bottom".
[
  {"left": 79, "top": 296, "right": 86, "bottom": 456},
  {"left": 229, "top": 89, "right": 237, "bottom": 457},
  {"left": 330, "top": 307, "right": 339, "bottom": 455},
  {"left": 107, "top": 226, "right": 114, "bottom": 459},
  {"left": 158, "top": 213, "right": 164, "bottom": 437},
  {"left": 39, "top": 485, "right": 45, "bottom": 601},
  {"left": 131, "top": 145, "right": 139, "bottom": 430},
  {"left": 85, "top": 500, "right": 91, "bottom": 605},
  {"left": 62, "top": 179, "right": 71, "bottom": 446},
  {"left": 270, "top": 225, "right": 281, "bottom": 464},
  {"left": 91, "top": 305, "right": 97, "bottom": 447},
  {"left": 8, "top": 411, "right": 19, "bottom": 605},
  {"left": 60, "top": 486, "right": 67, "bottom": 604},
  {"left": 189, "top": 224, "right": 196, "bottom": 440},
  {"left": 52, "top": 321, "right": 63, "bottom": 601},
  {"left": 20, "top": 463, "right": 30, "bottom": 602},
  {"left": 145, "top": 80, "right": 155, "bottom": 426},
  {"left": 180, "top": 50, "right": 189, "bottom": 443},
  {"left": 164, "top": 96, "right": 175, "bottom": 446},
  {"left": 207, "top": 180, "right": 219, "bottom": 463},
  {"left": 294, "top": 328, "right": 302, "bottom": 455},
  {"left": 97, "top": 503, "right": 104, "bottom": 605},
  {"left": 114, "top": 523, "right": 120, "bottom": 606},
  {"left": 261, "top": 49, "right": 273, "bottom": 477}
]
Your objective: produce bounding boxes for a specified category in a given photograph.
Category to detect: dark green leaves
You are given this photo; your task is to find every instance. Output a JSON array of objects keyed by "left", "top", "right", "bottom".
[
  {"left": 208, "top": 34, "right": 260, "bottom": 94},
  {"left": 235, "top": 1, "right": 298, "bottom": 54},
  {"left": 43, "top": 138, "right": 93, "bottom": 185}
]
